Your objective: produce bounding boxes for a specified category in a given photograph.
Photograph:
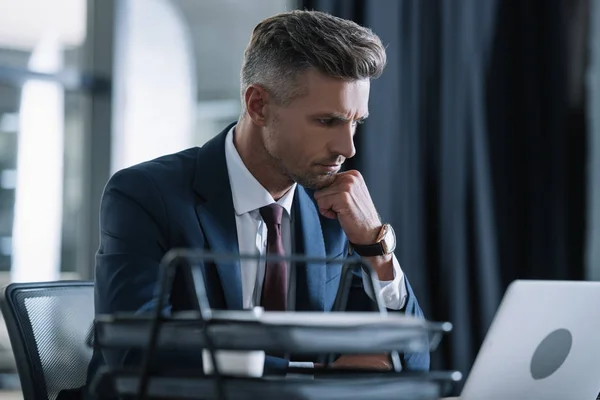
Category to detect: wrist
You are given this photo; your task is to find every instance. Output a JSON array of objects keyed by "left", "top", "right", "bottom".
[
  {"left": 349, "top": 224, "right": 396, "bottom": 258},
  {"left": 350, "top": 226, "right": 381, "bottom": 246},
  {"left": 364, "top": 254, "right": 394, "bottom": 280}
]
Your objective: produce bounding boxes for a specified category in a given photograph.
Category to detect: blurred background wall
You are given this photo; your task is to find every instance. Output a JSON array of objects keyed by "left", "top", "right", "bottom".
[{"left": 0, "top": 0, "right": 597, "bottom": 393}]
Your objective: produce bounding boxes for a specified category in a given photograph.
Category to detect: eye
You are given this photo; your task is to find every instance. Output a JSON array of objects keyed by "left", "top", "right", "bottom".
[{"left": 318, "top": 118, "right": 335, "bottom": 126}]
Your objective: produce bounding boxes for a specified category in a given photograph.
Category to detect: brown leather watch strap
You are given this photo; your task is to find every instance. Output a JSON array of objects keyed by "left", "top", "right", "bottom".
[{"left": 349, "top": 241, "right": 386, "bottom": 257}]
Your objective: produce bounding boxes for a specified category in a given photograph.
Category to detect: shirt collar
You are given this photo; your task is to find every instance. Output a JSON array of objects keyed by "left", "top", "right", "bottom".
[{"left": 224, "top": 124, "right": 296, "bottom": 217}]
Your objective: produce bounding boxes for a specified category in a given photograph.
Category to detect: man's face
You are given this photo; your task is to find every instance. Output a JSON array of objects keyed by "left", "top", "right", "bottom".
[{"left": 262, "top": 69, "right": 370, "bottom": 189}]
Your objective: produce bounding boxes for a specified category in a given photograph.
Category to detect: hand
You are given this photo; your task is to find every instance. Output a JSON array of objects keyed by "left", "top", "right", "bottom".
[
  {"left": 316, "top": 354, "right": 392, "bottom": 370},
  {"left": 313, "top": 170, "right": 381, "bottom": 245}
]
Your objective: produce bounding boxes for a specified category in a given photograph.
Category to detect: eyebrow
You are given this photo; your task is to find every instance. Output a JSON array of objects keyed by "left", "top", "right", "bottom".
[{"left": 314, "top": 112, "right": 370, "bottom": 122}]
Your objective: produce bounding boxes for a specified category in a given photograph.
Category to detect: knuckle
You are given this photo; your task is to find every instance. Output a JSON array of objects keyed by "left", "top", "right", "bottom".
[
  {"left": 342, "top": 192, "right": 352, "bottom": 204},
  {"left": 347, "top": 171, "right": 362, "bottom": 185}
]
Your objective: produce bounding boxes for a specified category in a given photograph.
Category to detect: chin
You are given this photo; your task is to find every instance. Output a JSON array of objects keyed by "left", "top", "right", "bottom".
[{"left": 295, "top": 173, "right": 337, "bottom": 190}]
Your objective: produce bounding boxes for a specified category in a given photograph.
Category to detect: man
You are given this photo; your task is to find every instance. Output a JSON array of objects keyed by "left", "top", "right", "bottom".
[{"left": 86, "top": 9, "right": 429, "bottom": 397}]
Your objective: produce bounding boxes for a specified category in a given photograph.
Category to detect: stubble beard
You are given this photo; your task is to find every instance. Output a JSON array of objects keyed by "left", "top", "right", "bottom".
[
  {"left": 286, "top": 168, "right": 337, "bottom": 190},
  {"left": 263, "top": 128, "right": 338, "bottom": 190}
]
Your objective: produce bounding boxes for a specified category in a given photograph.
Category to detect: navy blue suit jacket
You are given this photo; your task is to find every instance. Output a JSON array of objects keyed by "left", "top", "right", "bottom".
[{"left": 85, "top": 124, "right": 429, "bottom": 396}]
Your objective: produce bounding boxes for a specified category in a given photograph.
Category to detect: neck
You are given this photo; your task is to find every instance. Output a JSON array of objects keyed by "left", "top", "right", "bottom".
[{"left": 234, "top": 116, "right": 294, "bottom": 201}]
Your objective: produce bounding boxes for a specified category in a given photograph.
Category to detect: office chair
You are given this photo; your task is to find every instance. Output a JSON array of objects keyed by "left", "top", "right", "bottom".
[{"left": 0, "top": 281, "right": 94, "bottom": 400}]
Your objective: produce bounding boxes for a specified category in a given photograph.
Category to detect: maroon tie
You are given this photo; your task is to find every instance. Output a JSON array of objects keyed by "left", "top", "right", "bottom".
[{"left": 259, "top": 204, "right": 287, "bottom": 311}]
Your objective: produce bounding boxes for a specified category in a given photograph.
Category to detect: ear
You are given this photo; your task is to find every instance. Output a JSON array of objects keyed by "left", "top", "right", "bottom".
[{"left": 244, "top": 84, "right": 271, "bottom": 127}]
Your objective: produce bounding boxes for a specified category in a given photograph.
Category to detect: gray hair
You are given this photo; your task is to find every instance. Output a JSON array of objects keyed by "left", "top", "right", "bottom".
[{"left": 240, "top": 10, "right": 387, "bottom": 114}]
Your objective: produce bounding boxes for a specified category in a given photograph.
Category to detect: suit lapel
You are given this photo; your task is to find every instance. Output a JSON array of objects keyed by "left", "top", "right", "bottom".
[
  {"left": 293, "top": 187, "right": 326, "bottom": 311},
  {"left": 193, "top": 124, "right": 243, "bottom": 310}
]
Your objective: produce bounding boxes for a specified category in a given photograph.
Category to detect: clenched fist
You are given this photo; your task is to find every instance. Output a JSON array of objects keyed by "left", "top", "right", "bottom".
[{"left": 313, "top": 170, "right": 381, "bottom": 245}]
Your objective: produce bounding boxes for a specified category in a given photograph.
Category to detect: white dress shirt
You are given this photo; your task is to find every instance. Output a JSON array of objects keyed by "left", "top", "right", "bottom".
[{"left": 224, "top": 125, "right": 407, "bottom": 311}]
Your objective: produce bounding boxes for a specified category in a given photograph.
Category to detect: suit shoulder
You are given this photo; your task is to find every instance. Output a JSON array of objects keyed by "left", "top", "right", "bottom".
[{"left": 108, "top": 147, "right": 200, "bottom": 191}]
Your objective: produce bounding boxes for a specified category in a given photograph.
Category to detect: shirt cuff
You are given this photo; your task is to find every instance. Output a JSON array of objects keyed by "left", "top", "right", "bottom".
[
  {"left": 288, "top": 361, "right": 314, "bottom": 368},
  {"left": 286, "top": 361, "right": 314, "bottom": 379},
  {"left": 361, "top": 254, "right": 408, "bottom": 310}
]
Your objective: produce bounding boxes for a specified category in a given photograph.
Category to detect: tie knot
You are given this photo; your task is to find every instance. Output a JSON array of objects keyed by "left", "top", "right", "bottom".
[{"left": 260, "top": 203, "right": 284, "bottom": 226}]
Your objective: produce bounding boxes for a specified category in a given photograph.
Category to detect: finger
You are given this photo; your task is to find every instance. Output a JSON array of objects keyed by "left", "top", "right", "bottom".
[
  {"left": 315, "top": 193, "right": 339, "bottom": 214},
  {"left": 315, "top": 171, "right": 363, "bottom": 200},
  {"left": 313, "top": 172, "right": 353, "bottom": 199},
  {"left": 319, "top": 208, "right": 337, "bottom": 219},
  {"left": 316, "top": 194, "right": 338, "bottom": 219},
  {"left": 316, "top": 192, "right": 354, "bottom": 217},
  {"left": 313, "top": 183, "right": 343, "bottom": 200}
]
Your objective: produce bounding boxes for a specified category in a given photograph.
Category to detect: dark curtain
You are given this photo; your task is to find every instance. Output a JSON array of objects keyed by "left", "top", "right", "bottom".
[
  {"left": 303, "top": 0, "right": 587, "bottom": 389},
  {"left": 588, "top": 0, "right": 600, "bottom": 280},
  {"left": 487, "top": 0, "right": 586, "bottom": 287}
]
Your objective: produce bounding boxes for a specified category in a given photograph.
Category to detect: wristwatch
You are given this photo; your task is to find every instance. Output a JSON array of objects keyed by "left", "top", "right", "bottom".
[{"left": 349, "top": 224, "right": 396, "bottom": 257}]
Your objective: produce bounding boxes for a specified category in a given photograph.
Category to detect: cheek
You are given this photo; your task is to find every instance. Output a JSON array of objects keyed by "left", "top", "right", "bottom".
[
  {"left": 272, "top": 118, "right": 322, "bottom": 167},
  {"left": 280, "top": 136, "right": 307, "bottom": 165},
  {"left": 276, "top": 125, "right": 308, "bottom": 156},
  {"left": 289, "top": 131, "right": 319, "bottom": 164}
]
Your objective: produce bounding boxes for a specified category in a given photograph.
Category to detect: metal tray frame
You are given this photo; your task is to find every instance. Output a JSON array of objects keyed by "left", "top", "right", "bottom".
[{"left": 96, "top": 249, "right": 454, "bottom": 400}]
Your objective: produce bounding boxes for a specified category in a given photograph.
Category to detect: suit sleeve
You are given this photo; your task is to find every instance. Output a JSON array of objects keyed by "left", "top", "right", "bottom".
[
  {"left": 344, "top": 253, "right": 431, "bottom": 372},
  {"left": 94, "top": 167, "right": 204, "bottom": 371},
  {"left": 399, "top": 277, "right": 431, "bottom": 371},
  {"left": 94, "top": 168, "right": 289, "bottom": 377}
]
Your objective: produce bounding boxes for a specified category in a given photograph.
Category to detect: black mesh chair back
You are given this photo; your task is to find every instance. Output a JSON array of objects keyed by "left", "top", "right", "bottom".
[{"left": 0, "top": 281, "right": 94, "bottom": 400}]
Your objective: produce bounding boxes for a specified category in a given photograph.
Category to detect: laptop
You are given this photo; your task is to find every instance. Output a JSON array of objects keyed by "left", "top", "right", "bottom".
[{"left": 460, "top": 280, "right": 600, "bottom": 400}]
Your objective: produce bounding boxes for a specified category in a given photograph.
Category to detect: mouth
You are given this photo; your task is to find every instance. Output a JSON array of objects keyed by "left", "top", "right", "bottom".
[{"left": 318, "top": 164, "right": 342, "bottom": 172}]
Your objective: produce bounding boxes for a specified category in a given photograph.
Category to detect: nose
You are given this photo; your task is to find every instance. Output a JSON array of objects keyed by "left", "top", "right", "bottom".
[{"left": 329, "top": 123, "right": 356, "bottom": 159}]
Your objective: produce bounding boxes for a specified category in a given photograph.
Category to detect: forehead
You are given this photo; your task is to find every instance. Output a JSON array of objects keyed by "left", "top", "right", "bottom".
[{"left": 292, "top": 69, "right": 370, "bottom": 117}]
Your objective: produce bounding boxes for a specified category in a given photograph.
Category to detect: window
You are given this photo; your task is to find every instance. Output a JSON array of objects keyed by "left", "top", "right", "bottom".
[
  {"left": 110, "top": 0, "right": 299, "bottom": 175},
  {"left": 0, "top": 0, "right": 89, "bottom": 282}
]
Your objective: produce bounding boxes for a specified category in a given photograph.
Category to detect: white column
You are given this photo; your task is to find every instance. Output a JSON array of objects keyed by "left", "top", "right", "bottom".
[
  {"left": 110, "top": 0, "right": 197, "bottom": 173},
  {"left": 11, "top": 34, "right": 64, "bottom": 282}
]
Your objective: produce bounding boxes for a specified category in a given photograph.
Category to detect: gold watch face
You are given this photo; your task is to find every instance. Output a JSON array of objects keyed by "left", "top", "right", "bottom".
[{"left": 381, "top": 224, "right": 396, "bottom": 254}]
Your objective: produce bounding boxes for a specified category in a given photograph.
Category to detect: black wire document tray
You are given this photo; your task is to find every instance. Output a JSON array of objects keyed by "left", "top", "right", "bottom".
[
  {"left": 96, "top": 368, "right": 462, "bottom": 400},
  {"left": 92, "top": 250, "right": 457, "bottom": 399},
  {"left": 95, "top": 310, "right": 450, "bottom": 354}
]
